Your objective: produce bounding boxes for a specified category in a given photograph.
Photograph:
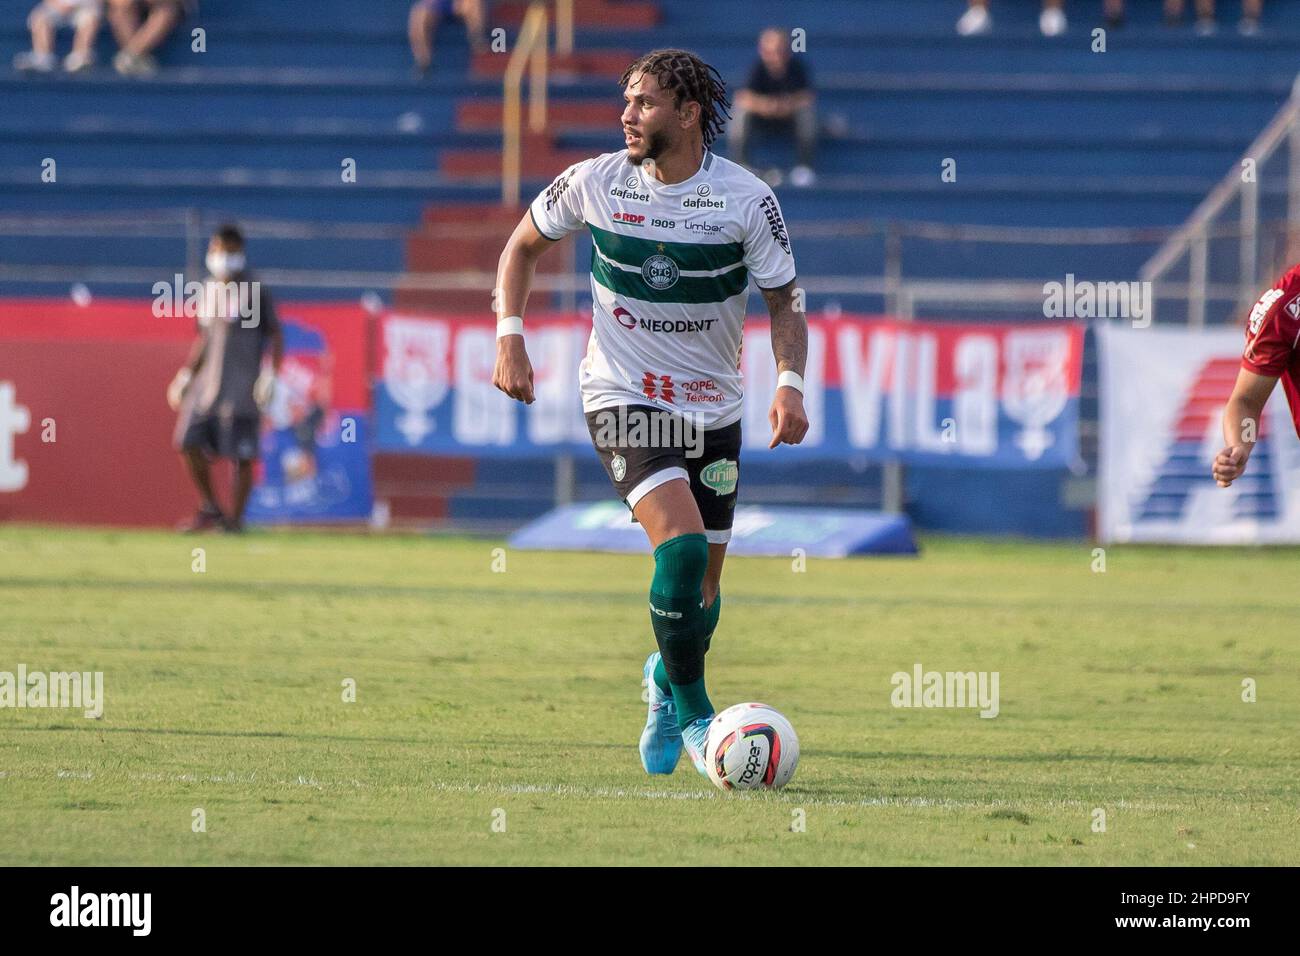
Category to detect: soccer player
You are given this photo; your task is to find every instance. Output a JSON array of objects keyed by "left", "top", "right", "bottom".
[
  {"left": 1213, "top": 263, "right": 1300, "bottom": 488},
  {"left": 167, "top": 224, "right": 282, "bottom": 532},
  {"left": 492, "top": 49, "right": 809, "bottom": 776}
]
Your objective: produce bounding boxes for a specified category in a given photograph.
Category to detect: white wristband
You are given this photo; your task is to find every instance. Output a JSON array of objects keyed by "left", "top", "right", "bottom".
[
  {"left": 777, "top": 370, "right": 804, "bottom": 394},
  {"left": 496, "top": 315, "right": 524, "bottom": 339}
]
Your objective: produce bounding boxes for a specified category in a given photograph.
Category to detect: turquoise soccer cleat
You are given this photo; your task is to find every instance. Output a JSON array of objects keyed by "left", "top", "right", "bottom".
[
  {"left": 680, "top": 714, "right": 715, "bottom": 778},
  {"left": 639, "top": 652, "right": 683, "bottom": 774}
]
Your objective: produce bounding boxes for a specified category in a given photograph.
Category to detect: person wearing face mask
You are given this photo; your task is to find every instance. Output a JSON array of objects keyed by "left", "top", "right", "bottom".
[{"left": 168, "top": 224, "right": 282, "bottom": 533}]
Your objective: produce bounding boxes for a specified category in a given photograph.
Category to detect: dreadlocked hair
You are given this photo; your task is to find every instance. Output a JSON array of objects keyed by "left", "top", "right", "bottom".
[{"left": 620, "top": 49, "right": 731, "bottom": 148}]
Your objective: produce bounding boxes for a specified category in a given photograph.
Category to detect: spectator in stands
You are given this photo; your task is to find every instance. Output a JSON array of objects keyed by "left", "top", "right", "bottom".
[
  {"left": 167, "top": 224, "right": 282, "bottom": 534},
  {"left": 957, "top": 1, "right": 1068, "bottom": 37},
  {"left": 13, "top": 0, "right": 103, "bottom": 73},
  {"left": 1163, "top": 0, "right": 1262, "bottom": 35},
  {"left": 107, "top": 0, "right": 191, "bottom": 76},
  {"left": 409, "top": 0, "right": 489, "bottom": 76},
  {"left": 728, "top": 26, "right": 817, "bottom": 188}
]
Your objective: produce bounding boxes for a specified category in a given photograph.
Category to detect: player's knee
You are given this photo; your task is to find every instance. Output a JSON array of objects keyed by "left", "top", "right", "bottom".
[
  {"left": 648, "top": 533, "right": 709, "bottom": 639},
  {"left": 651, "top": 533, "right": 708, "bottom": 597}
]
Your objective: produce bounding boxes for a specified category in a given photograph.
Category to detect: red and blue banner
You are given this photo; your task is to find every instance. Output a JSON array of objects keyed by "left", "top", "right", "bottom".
[
  {"left": 245, "top": 306, "right": 373, "bottom": 524},
  {"left": 0, "top": 298, "right": 372, "bottom": 527},
  {"left": 374, "top": 313, "right": 1084, "bottom": 468},
  {"left": 1098, "top": 323, "right": 1300, "bottom": 544}
]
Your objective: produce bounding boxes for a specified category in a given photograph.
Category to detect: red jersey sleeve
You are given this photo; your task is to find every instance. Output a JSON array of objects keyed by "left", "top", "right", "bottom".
[{"left": 1242, "top": 268, "right": 1300, "bottom": 377}]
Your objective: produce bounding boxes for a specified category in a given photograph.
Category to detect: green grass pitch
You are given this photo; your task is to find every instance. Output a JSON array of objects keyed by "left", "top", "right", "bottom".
[{"left": 0, "top": 525, "right": 1295, "bottom": 866}]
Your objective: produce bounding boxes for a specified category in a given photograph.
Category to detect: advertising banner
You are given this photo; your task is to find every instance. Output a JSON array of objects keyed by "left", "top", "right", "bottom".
[
  {"left": 375, "top": 313, "right": 1084, "bottom": 468},
  {"left": 1098, "top": 323, "right": 1300, "bottom": 544}
]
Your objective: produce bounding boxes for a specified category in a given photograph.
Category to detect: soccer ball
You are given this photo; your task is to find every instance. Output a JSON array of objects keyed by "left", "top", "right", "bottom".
[{"left": 704, "top": 702, "right": 799, "bottom": 791}]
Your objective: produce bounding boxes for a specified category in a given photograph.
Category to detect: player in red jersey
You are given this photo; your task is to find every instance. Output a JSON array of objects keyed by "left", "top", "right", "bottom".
[{"left": 1213, "top": 263, "right": 1300, "bottom": 487}]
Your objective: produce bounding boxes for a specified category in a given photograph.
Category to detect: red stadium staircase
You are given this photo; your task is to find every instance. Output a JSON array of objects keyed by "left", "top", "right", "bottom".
[
  {"left": 492, "top": 0, "right": 660, "bottom": 30},
  {"left": 383, "top": 0, "right": 663, "bottom": 525},
  {"left": 396, "top": 1, "right": 662, "bottom": 314},
  {"left": 395, "top": 0, "right": 660, "bottom": 314}
]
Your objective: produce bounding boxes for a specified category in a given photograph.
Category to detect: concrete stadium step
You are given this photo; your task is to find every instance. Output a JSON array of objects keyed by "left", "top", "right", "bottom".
[
  {"left": 405, "top": 203, "right": 569, "bottom": 273},
  {"left": 440, "top": 147, "right": 594, "bottom": 180},
  {"left": 470, "top": 48, "right": 640, "bottom": 80},
  {"left": 400, "top": 202, "right": 538, "bottom": 314},
  {"left": 0, "top": 76, "right": 468, "bottom": 126},
  {"left": 655, "top": 0, "right": 1299, "bottom": 34},
  {"left": 2, "top": 74, "right": 1286, "bottom": 137},
  {"left": 638, "top": 33, "right": 1300, "bottom": 79},
  {"left": 421, "top": 204, "right": 532, "bottom": 226},
  {"left": 445, "top": 82, "right": 1288, "bottom": 139},
  {"left": 655, "top": 0, "right": 955, "bottom": 30},
  {"left": 0, "top": 140, "right": 445, "bottom": 173},
  {"left": 438, "top": 127, "right": 591, "bottom": 179},
  {"left": 457, "top": 98, "right": 615, "bottom": 132},
  {"left": 534, "top": 131, "right": 1243, "bottom": 179},
  {"left": 491, "top": 0, "right": 661, "bottom": 29},
  {"left": 6, "top": 25, "right": 1299, "bottom": 78},
  {"left": 0, "top": 170, "right": 1217, "bottom": 227}
]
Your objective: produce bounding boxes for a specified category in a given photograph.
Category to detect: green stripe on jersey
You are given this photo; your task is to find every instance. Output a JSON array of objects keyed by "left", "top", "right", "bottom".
[
  {"left": 591, "top": 249, "right": 748, "bottom": 304},
  {"left": 588, "top": 224, "right": 744, "bottom": 273}
]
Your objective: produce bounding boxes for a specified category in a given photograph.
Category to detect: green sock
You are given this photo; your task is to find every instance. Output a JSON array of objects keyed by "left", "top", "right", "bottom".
[
  {"left": 669, "top": 676, "right": 713, "bottom": 728},
  {"left": 655, "top": 592, "right": 721, "bottom": 693},
  {"left": 648, "top": 534, "right": 713, "bottom": 726},
  {"left": 702, "top": 592, "right": 721, "bottom": 654}
]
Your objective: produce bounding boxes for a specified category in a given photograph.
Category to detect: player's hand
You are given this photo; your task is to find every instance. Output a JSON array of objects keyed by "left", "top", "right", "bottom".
[
  {"left": 1212, "top": 444, "right": 1250, "bottom": 488},
  {"left": 253, "top": 370, "right": 276, "bottom": 412},
  {"left": 493, "top": 335, "right": 535, "bottom": 404},
  {"left": 768, "top": 386, "right": 809, "bottom": 449},
  {"left": 166, "top": 367, "right": 192, "bottom": 412}
]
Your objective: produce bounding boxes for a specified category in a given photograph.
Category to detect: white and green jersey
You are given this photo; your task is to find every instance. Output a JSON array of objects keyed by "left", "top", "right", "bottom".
[{"left": 528, "top": 149, "right": 796, "bottom": 428}]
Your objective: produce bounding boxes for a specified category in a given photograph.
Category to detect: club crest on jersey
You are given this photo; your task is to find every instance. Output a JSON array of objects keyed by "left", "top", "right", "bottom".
[
  {"left": 1287, "top": 295, "right": 1300, "bottom": 320},
  {"left": 611, "top": 454, "right": 627, "bottom": 482},
  {"left": 641, "top": 253, "right": 679, "bottom": 290}
]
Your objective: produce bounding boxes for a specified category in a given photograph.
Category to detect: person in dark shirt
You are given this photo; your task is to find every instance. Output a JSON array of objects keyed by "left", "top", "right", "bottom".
[
  {"left": 727, "top": 27, "right": 817, "bottom": 187},
  {"left": 168, "top": 224, "right": 282, "bottom": 533}
]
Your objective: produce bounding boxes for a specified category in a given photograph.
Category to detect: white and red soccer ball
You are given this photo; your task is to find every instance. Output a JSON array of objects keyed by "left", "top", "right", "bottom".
[{"left": 704, "top": 702, "right": 800, "bottom": 791}]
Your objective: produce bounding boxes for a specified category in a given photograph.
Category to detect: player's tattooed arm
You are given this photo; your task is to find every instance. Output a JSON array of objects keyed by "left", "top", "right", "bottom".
[
  {"left": 761, "top": 278, "right": 807, "bottom": 377},
  {"left": 761, "top": 278, "right": 810, "bottom": 449}
]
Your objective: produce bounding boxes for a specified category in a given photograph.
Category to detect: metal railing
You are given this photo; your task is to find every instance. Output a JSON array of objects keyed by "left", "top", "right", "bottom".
[
  {"left": 555, "top": 0, "right": 573, "bottom": 57},
  {"left": 0, "top": 211, "right": 1193, "bottom": 308},
  {"left": 501, "top": 2, "right": 549, "bottom": 208},
  {"left": 1141, "top": 72, "right": 1300, "bottom": 327}
]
